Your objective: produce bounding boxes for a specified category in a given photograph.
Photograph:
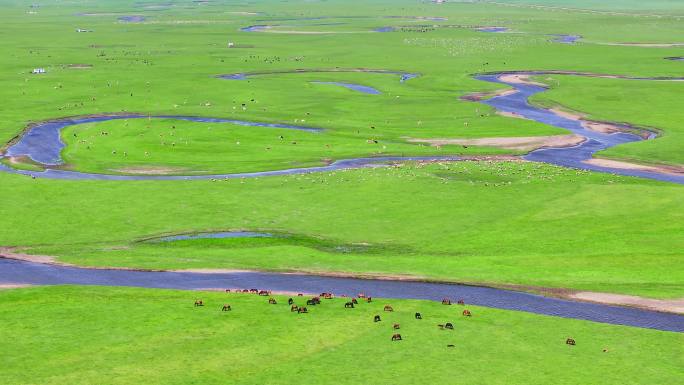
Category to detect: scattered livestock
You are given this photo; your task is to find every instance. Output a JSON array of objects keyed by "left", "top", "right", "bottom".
[
  {"left": 222, "top": 304, "right": 231, "bottom": 311},
  {"left": 288, "top": 298, "right": 294, "bottom": 305},
  {"left": 194, "top": 299, "right": 204, "bottom": 307},
  {"left": 442, "top": 298, "right": 452, "bottom": 305},
  {"left": 415, "top": 312, "right": 422, "bottom": 319},
  {"left": 297, "top": 306, "right": 308, "bottom": 314},
  {"left": 258, "top": 290, "right": 270, "bottom": 296},
  {"left": 457, "top": 299, "right": 465, "bottom": 305},
  {"left": 268, "top": 298, "right": 277, "bottom": 305},
  {"left": 393, "top": 323, "right": 400, "bottom": 330},
  {"left": 351, "top": 298, "right": 358, "bottom": 304},
  {"left": 445, "top": 323, "right": 454, "bottom": 330},
  {"left": 566, "top": 338, "right": 576, "bottom": 346},
  {"left": 366, "top": 297, "right": 372, "bottom": 303},
  {"left": 462, "top": 310, "right": 472, "bottom": 317},
  {"left": 290, "top": 305, "right": 299, "bottom": 312},
  {"left": 384, "top": 305, "right": 394, "bottom": 312},
  {"left": 391, "top": 334, "right": 402, "bottom": 341},
  {"left": 374, "top": 315, "right": 381, "bottom": 322},
  {"left": 344, "top": 301, "right": 355, "bottom": 308}
]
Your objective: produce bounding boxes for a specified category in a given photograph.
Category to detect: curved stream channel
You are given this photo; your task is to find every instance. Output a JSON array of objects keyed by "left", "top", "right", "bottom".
[
  {"left": 1, "top": 71, "right": 682, "bottom": 183},
  {"left": 1, "top": 258, "right": 682, "bottom": 332}
]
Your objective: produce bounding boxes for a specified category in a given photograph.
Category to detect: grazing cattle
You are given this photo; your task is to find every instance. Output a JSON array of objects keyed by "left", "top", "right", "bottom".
[
  {"left": 442, "top": 298, "right": 452, "bottom": 305},
  {"left": 344, "top": 302, "right": 355, "bottom": 308},
  {"left": 566, "top": 338, "right": 576, "bottom": 346},
  {"left": 258, "top": 290, "right": 270, "bottom": 296},
  {"left": 374, "top": 315, "right": 381, "bottom": 322},
  {"left": 194, "top": 300, "right": 204, "bottom": 307},
  {"left": 391, "top": 334, "right": 402, "bottom": 341},
  {"left": 298, "top": 307, "right": 308, "bottom": 314},
  {"left": 288, "top": 298, "right": 294, "bottom": 305},
  {"left": 445, "top": 323, "right": 454, "bottom": 330},
  {"left": 268, "top": 298, "right": 277, "bottom": 305},
  {"left": 415, "top": 312, "right": 422, "bottom": 319},
  {"left": 249, "top": 289, "right": 258, "bottom": 294},
  {"left": 366, "top": 297, "right": 372, "bottom": 303},
  {"left": 351, "top": 298, "right": 358, "bottom": 304},
  {"left": 393, "top": 323, "right": 400, "bottom": 330},
  {"left": 384, "top": 305, "right": 394, "bottom": 312},
  {"left": 462, "top": 310, "right": 472, "bottom": 317},
  {"left": 457, "top": 299, "right": 465, "bottom": 305},
  {"left": 222, "top": 304, "right": 231, "bottom": 311},
  {"left": 290, "top": 305, "right": 299, "bottom": 312}
]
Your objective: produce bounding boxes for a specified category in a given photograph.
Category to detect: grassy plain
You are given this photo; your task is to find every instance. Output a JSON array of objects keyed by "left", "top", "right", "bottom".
[
  {"left": 0, "top": 0, "right": 683, "bottom": 299},
  {"left": 0, "top": 285, "right": 681, "bottom": 385}
]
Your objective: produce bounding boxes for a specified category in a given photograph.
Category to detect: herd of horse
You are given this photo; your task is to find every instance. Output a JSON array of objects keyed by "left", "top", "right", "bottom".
[{"left": 195, "top": 291, "right": 577, "bottom": 346}]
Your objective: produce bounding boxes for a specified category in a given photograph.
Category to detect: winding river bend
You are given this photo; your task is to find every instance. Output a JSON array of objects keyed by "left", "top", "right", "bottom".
[
  {"left": 1, "top": 71, "right": 682, "bottom": 183},
  {"left": 1, "top": 258, "right": 681, "bottom": 332}
]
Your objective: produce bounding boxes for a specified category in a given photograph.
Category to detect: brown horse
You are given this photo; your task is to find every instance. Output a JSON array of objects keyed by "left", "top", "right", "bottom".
[
  {"left": 462, "top": 310, "right": 472, "bottom": 317},
  {"left": 288, "top": 298, "right": 294, "bottom": 305},
  {"left": 194, "top": 300, "right": 204, "bottom": 307},
  {"left": 391, "top": 334, "right": 402, "bottom": 341},
  {"left": 249, "top": 289, "right": 258, "bottom": 293},
  {"left": 344, "top": 301, "right": 355, "bottom": 308},
  {"left": 374, "top": 315, "right": 381, "bottom": 322},
  {"left": 393, "top": 323, "right": 400, "bottom": 330},
  {"left": 366, "top": 297, "right": 372, "bottom": 303},
  {"left": 566, "top": 338, "right": 576, "bottom": 346},
  {"left": 457, "top": 299, "right": 465, "bottom": 305},
  {"left": 268, "top": 298, "right": 277, "bottom": 305},
  {"left": 290, "top": 305, "right": 299, "bottom": 312},
  {"left": 445, "top": 322, "right": 454, "bottom": 330},
  {"left": 351, "top": 298, "right": 358, "bottom": 304},
  {"left": 222, "top": 304, "right": 231, "bottom": 311},
  {"left": 298, "top": 307, "right": 308, "bottom": 313},
  {"left": 415, "top": 312, "right": 422, "bottom": 319},
  {"left": 383, "top": 305, "right": 394, "bottom": 312},
  {"left": 442, "top": 298, "right": 452, "bottom": 305},
  {"left": 225, "top": 289, "right": 231, "bottom": 293},
  {"left": 258, "top": 290, "right": 270, "bottom": 296}
]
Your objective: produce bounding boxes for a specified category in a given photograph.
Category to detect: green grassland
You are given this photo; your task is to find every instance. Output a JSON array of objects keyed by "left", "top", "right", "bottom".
[
  {"left": 0, "top": 0, "right": 683, "bottom": 299},
  {"left": 0, "top": 285, "right": 681, "bottom": 385},
  {"left": 6, "top": 161, "right": 683, "bottom": 299}
]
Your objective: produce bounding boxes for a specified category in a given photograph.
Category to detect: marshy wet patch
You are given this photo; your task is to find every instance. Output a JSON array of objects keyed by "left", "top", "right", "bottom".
[{"left": 311, "top": 81, "right": 381, "bottom": 94}]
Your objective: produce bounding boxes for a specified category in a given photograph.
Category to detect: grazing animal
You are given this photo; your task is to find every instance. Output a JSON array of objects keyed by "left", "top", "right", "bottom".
[
  {"left": 288, "top": 298, "right": 294, "bottom": 305},
  {"left": 415, "top": 312, "right": 422, "bottom": 319},
  {"left": 297, "top": 293, "right": 303, "bottom": 297},
  {"left": 225, "top": 289, "right": 231, "bottom": 293},
  {"left": 438, "top": 324, "right": 444, "bottom": 330},
  {"left": 447, "top": 344, "right": 455, "bottom": 348},
  {"left": 258, "top": 290, "right": 270, "bottom": 296},
  {"left": 222, "top": 304, "right": 231, "bottom": 311},
  {"left": 445, "top": 323, "right": 454, "bottom": 330},
  {"left": 442, "top": 298, "right": 452, "bottom": 305},
  {"left": 457, "top": 299, "right": 465, "bottom": 305},
  {"left": 344, "top": 301, "right": 355, "bottom": 308},
  {"left": 249, "top": 289, "right": 258, "bottom": 293},
  {"left": 393, "top": 323, "right": 400, "bottom": 330},
  {"left": 194, "top": 300, "right": 203, "bottom": 307},
  {"left": 566, "top": 338, "right": 576, "bottom": 346},
  {"left": 242, "top": 289, "right": 249, "bottom": 293},
  {"left": 268, "top": 298, "right": 277, "bottom": 305},
  {"left": 306, "top": 299, "right": 317, "bottom": 306},
  {"left": 462, "top": 310, "right": 472, "bottom": 317},
  {"left": 366, "top": 297, "right": 372, "bottom": 303},
  {"left": 374, "top": 315, "right": 381, "bottom": 322},
  {"left": 391, "top": 334, "right": 402, "bottom": 341},
  {"left": 290, "top": 305, "right": 299, "bottom": 312},
  {"left": 384, "top": 305, "right": 394, "bottom": 312},
  {"left": 298, "top": 307, "right": 308, "bottom": 314},
  {"left": 351, "top": 298, "right": 358, "bottom": 304}
]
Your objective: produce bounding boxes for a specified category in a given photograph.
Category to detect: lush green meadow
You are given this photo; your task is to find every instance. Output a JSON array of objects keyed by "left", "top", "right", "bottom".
[
  {"left": 0, "top": 285, "right": 681, "bottom": 385},
  {"left": 1, "top": 0, "right": 683, "bottom": 298}
]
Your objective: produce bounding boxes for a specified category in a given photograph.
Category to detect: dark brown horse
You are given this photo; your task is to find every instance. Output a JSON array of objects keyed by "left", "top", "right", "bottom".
[
  {"left": 442, "top": 298, "right": 452, "bottom": 305},
  {"left": 290, "top": 305, "right": 299, "bottom": 312},
  {"left": 366, "top": 297, "right": 372, "bottom": 303},
  {"left": 445, "top": 322, "right": 454, "bottom": 330},
  {"left": 258, "top": 290, "right": 270, "bottom": 296},
  {"left": 288, "top": 298, "right": 294, "bottom": 305},
  {"left": 298, "top": 307, "right": 308, "bottom": 313},
  {"left": 351, "top": 298, "right": 358, "bottom": 304},
  {"left": 194, "top": 300, "right": 204, "bottom": 307},
  {"left": 222, "top": 304, "right": 231, "bottom": 311},
  {"left": 457, "top": 299, "right": 465, "bottom": 305},
  {"left": 462, "top": 310, "right": 472, "bottom": 317},
  {"left": 393, "top": 323, "right": 400, "bottom": 330},
  {"left": 391, "top": 334, "right": 402, "bottom": 341},
  {"left": 566, "top": 338, "right": 576, "bottom": 346},
  {"left": 344, "top": 301, "right": 355, "bottom": 308},
  {"left": 374, "top": 315, "right": 381, "bottom": 322},
  {"left": 415, "top": 312, "right": 422, "bottom": 319},
  {"left": 384, "top": 305, "right": 394, "bottom": 312},
  {"left": 268, "top": 298, "right": 277, "bottom": 304}
]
